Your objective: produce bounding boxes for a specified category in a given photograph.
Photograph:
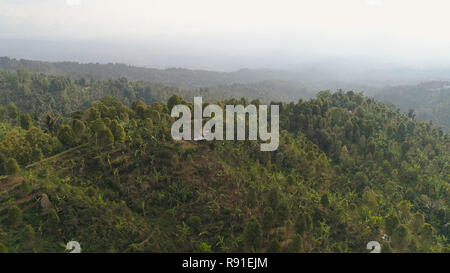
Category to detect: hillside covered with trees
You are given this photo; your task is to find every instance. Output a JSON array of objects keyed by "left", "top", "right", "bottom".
[
  {"left": 374, "top": 81, "right": 450, "bottom": 132},
  {"left": 4, "top": 57, "right": 449, "bottom": 132},
  {"left": 0, "top": 69, "right": 317, "bottom": 122},
  {"left": 0, "top": 71, "right": 448, "bottom": 253}
]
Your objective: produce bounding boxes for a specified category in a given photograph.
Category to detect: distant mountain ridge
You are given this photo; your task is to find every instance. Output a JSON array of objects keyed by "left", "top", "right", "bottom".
[
  {"left": 0, "top": 56, "right": 307, "bottom": 88},
  {"left": 0, "top": 56, "right": 376, "bottom": 92}
]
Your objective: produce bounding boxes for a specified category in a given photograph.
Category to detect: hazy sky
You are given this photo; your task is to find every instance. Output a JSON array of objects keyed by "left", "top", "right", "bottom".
[{"left": 1, "top": 0, "right": 450, "bottom": 69}]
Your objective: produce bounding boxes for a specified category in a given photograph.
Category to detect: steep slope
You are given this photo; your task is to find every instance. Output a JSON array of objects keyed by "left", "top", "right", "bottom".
[{"left": 0, "top": 91, "right": 448, "bottom": 253}]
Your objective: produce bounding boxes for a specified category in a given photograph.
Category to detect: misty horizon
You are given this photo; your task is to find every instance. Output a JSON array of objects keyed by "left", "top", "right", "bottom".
[
  {"left": 3, "top": 38, "right": 450, "bottom": 88},
  {"left": 2, "top": 0, "right": 450, "bottom": 73}
]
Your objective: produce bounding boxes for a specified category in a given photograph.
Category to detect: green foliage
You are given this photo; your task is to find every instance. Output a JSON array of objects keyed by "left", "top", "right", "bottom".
[
  {"left": 362, "top": 188, "right": 378, "bottom": 209},
  {"left": 0, "top": 242, "right": 8, "bottom": 253},
  {"left": 295, "top": 213, "right": 312, "bottom": 235},
  {"left": 0, "top": 77, "right": 448, "bottom": 253},
  {"left": 421, "top": 223, "right": 435, "bottom": 249},
  {"left": 111, "top": 121, "right": 125, "bottom": 143},
  {"left": 72, "top": 119, "right": 86, "bottom": 139},
  {"left": 8, "top": 205, "right": 23, "bottom": 226},
  {"left": 381, "top": 242, "right": 393, "bottom": 253},
  {"left": 46, "top": 208, "right": 60, "bottom": 231},
  {"left": 262, "top": 207, "right": 275, "bottom": 230},
  {"left": 397, "top": 200, "right": 411, "bottom": 221},
  {"left": 57, "top": 124, "right": 75, "bottom": 147},
  {"left": 187, "top": 216, "right": 202, "bottom": 233},
  {"left": 98, "top": 128, "right": 114, "bottom": 147},
  {"left": 385, "top": 214, "right": 400, "bottom": 235},
  {"left": 6, "top": 103, "right": 18, "bottom": 121},
  {"left": 0, "top": 151, "right": 6, "bottom": 174},
  {"left": 391, "top": 225, "right": 410, "bottom": 251},
  {"left": 23, "top": 224, "right": 36, "bottom": 241},
  {"left": 198, "top": 242, "right": 212, "bottom": 253},
  {"left": 17, "top": 180, "right": 32, "bottom": 197},
  {"left": 267, "top": 239, "right": 281, "bottom": 253},
  {"left": 19, "top": 113, "right": 33, "bottom": 130},
  {"left": 409, "top": 213, "right": 425, "bottom": 234},
  {"left": 320, "top": 193, "right": 330, "bottom": 207},
  {"left": 243, "top": 218, "right": 263, "bottom": 252},
  {"left": 246, "top": 187, "right": 257, "bottom": 208},
  {"left": 287, "top": 234, "right": 303, "bottom": 253},
  {"left": 0, "top": 106, "right": 6, "bottom": 122},
  {"left": 5, "top": 158, "right": 20, "bottom": 175},
  {"left": 375, "top": 81, "right": 450, "bottom": 131},
  {"left": 167, "top": 95, "right": 186, "bottom": 112}
]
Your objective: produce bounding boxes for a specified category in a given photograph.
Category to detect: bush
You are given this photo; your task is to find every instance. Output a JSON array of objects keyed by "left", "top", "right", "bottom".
[
  {"left": 421, "top": 223, "right": 435, "bottom": 248},
  {"left": 0, "top": 242, "right": 8, "bottom": 253},
  {"left": 19, "top": 113, "right": 33, "bottom": 130},
  {"left": 17, "top": 180, "right": 32, "bottom": 198},
  {"left": 72, "top": 119, "right": 86, "bottom": 139},
  {"left": 198, "top": 242, "right": 212, "bottom": 253},
  {"left": 262, "top": 207, "right": 275, "bottom": 230},
  {"left": 391, "top": 224, "right": 410, "bottom": 251},
  {"left": 23, "top": 224, "right": 36, "bottom": 241},
  {"left": 287, "top": 234, "right": 303, "bottom": 253},
  {"left": 57, "top": 124, "right": 75, "bottom": 147},
  {"left": 112, "top": 122, "right": 126, "bottom": 143},
  {"left": 320, "top": 193, "right": 330, "bottom": 207},
  {"left": 5, "top": 158, "right": 20, "bottom": 175},
  {"left": 385, "top": 214, "right": 399, "bottom": 235},
  {"left": 187, "top": 216, "right": 202, "bottom": 232},
  {"left": 0, "top": 152, "right": 6, "bottom": 174},
  {"left": 47, "top": 208, "right": 60, "bottom": 231},
  {"left": 267, "top": 239, "right": 281, "bottom": 253},
  {"left": 8, "top": 205, "right": 23, "bottom": 226},
  {"left": 381, "top": 242, "right": 393, "bottom": 253},
  {"left": 243, "top": 217, "right": 262, "bottom": 252},
  {"left": 246, "top": 187, "right": 257, "bottom": 208},
  {"left": 295, "top": 213, "right": 312, "bottom": 235},
  {"left": 98, "top": 128, "right": 114, "bottom": 147},
  {"left": 409, "top": 212, "right": 424, "bottom": 234}
]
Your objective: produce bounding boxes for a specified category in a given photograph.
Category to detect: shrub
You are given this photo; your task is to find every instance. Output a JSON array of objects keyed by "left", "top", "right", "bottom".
[
  {"left": 57, "top": 124, "right": 75, "bottom": 147},
  {"left": 267, "top": 239, "right": 281, "bottom": 253},
  {"left": 0, "top": 242, "right": 8, "bottom": 253},
  {"left": 5, "top": 158, "right": 20, "bottom": 175},
  {"left": 243, "top": 217, "right": 262, "bottom": 251},
  {"left": 198, "top": 242, "right": 212, "bottom": 253},
  {"left": 187, "top": 216, "right": 202, "bottom": 232},
  {"left": 391, "top": 224, "right": 410, "bottom": 251},
  {"left": 287, "top": 234, "right": 303, "bottom": 253},
  {"left": 17, "top": 180, "right": 32, "bottom": 198},
  {"left": 8, "top": 205, "right": 23, "bottom": 226}
]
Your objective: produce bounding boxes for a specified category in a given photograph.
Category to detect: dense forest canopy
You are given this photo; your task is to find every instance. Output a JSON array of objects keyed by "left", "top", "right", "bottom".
[
  {"left": 0, "top": 69, "right": 316, "bottom": 120},
  {"left": 0, "top": 69, "right": 448, "bottom": 253},
  {"left": 2, "top": 57, "right": 449, "bottom": 133}
]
